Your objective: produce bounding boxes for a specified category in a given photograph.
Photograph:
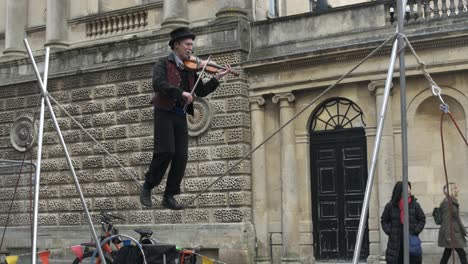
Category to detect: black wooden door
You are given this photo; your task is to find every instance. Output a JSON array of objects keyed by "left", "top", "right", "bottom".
[{"left": 311, "top": 128, "right": 369, "bottom": 260}]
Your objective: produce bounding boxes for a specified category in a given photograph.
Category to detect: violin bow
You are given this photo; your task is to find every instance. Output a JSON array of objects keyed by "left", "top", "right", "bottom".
[{"left": 183, "top": 55, "right": 212, "bottom": 113}]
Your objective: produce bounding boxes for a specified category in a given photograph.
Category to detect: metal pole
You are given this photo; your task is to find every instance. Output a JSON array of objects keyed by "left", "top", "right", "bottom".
[
  {"left": 30, "top": 46, "right": 47, "bottom": 264},
  {"left": 23, "top": 39, "right": 108, "bottom": 264},
  {"left": 351, "top": 37, "right": 399, "bottom": 264},
  {"left": 396, "top": 0, "right": 410, "bottom": 263}
]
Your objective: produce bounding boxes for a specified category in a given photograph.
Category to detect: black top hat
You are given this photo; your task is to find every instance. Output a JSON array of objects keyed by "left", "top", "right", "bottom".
[{"left": 168, "top": 27, "right": 196, "bottom": 48}]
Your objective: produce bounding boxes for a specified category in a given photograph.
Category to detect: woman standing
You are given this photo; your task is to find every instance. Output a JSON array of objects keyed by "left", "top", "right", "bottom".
[
  {"left": 381, "top": 181, "right": 426, "bottom": 264},
  {"left": 438, "top": 182, "right": 468, "bottom": 264}
]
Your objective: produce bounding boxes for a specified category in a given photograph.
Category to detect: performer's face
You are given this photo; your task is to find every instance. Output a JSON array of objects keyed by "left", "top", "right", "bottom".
[{"left": 174, "top": 38, "right": 194, "bottom": 59}]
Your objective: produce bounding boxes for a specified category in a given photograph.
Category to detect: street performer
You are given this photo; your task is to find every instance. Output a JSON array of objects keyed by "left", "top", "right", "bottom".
[{"left": 140, "top": 27, "right": 231, "bottom": 210}]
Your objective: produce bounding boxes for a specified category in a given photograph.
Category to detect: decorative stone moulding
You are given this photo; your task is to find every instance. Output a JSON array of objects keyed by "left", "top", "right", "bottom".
[
  {"left": 10, "top": 114, "right": 36, "bottom": 152},
  {"left": 188, "top": 97, "right": 212, "bottom": 137}
]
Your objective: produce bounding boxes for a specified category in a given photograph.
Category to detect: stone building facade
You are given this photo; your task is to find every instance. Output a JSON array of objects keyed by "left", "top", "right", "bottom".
[{"left": 0, "top": 0, "right": 468, "bottom": 263}]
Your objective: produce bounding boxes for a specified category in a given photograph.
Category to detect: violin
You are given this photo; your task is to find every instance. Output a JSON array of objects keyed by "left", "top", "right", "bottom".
[{"left": 183, "top": 55, "right": 239, "bottom": 77}]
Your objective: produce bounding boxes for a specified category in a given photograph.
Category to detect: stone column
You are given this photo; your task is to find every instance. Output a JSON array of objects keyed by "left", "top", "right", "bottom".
[
  {"left": 250, "top": 96, "right": 270, "bottom": 263},
  {"left": 3, "top": 0, "right": 27, "bottom": 57},
  {"left": 368, "top": 80, "right": 396, "bottom": 258},
  {"left": 216, "top": 0, "right": 249, "bottom": 19},
  {"left": 272, "top": 93, "right": 301, "bottom": 263},
  {"left": 161, "top": 0, "right": 188, "bottom": 29},
  {"left": 45, "top": 0, "right": 69, "bottom": 50}
]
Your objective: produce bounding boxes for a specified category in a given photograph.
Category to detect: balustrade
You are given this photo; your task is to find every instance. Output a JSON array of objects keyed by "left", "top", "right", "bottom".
[
  {"left": 386, "top": 0, "right": 467, "bottom": 23},
  {"left": 85, "top": 11, "right": 148, "bottom": 38}
]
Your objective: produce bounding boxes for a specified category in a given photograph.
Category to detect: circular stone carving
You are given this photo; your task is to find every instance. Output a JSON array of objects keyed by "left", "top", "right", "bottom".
[
  {"left": 10, "top": 115, "right": 36, "bottom": 152},
  {"left": 187, "top": 97, "right": 212, "bottom": 137}
]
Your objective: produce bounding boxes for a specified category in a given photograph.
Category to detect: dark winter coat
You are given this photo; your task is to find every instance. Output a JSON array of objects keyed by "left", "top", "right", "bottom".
[
  {"left": 381, "top": 197, "right": 426, "bottom": 264},
  {"left": 438, "top": 197, "right": 467, "bottom": 248}
]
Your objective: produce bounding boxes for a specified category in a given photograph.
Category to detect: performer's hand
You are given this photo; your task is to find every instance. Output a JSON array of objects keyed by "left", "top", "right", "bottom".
[
  {"left": 182, "top": 91, "right": 193, "bottom": 104},
  {"left": 216, "top": 64, "right": 232, "bottom": 80}
]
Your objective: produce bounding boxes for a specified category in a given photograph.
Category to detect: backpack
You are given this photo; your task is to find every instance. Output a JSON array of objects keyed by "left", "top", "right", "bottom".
[
  {"left": 433, "top": 207, "right": 442, "bottom": 225},
  {"left": 113, "top": 245, "right": 143, "bottom": 264}
]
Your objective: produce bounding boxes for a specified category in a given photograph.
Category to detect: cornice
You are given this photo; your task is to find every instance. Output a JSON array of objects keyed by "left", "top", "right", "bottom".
[{"left": 244, "top": 33, "right": 468, "bottom": 75}]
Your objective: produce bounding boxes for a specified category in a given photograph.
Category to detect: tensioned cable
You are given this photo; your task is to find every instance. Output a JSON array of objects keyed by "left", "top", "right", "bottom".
[
  {"left": 183, "top": 33, "right": 398, "bottom": 206},
  {"left": 47, "top": 33, "right": 397, "bottom": 208}
]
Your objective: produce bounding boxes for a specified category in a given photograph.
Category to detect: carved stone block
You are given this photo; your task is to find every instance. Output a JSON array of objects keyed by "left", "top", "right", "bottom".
[
  {"left": 140, "top": 108, "right": 153, "bottom": 121},
  {"left": 199, "top": 161, "right": 226, "bottom": 176},
  {"left": 117, "top": 138, "right": 139, "bottom": 152},
  {"left": 93, "top": 113, "right": 116, "bottom": 126},
  {"left": 229, "top": 191, "right": 252, "bottom": 206},
  {"left": 212, "top": 176, "right": 251, "bottom": 191},
  {"left": 117, "top": 110, "right": 140, "bottom": 124},
  {"left": 184, "top": 178, "right": 212, "bottom": 192},
  {"left": 105, "top": 98, "right": 127, "bottom": 111},
  {"left": 82, "top": 128, "right": 104, "bottom": 141},
  {"left": 105, "top": 126, "right": 128, "bottom": 139},
  {"left": 128, "top": 94, "right": 152, "bottom": 108},
  {"left": 49, "top": 91, "right": 70, "bottom": 102},
  {"left": 38, "top": 186, "right": 60, "bottom": 199},
  {"left": 211, "top": 113, "right": 250, "bottom": 128},
  {"left": 129, "top": 211, "right": 153, "bottom": 224},
  {"left": 94, "top": 198, "right": 116, "bottom": 210},
  {"left": 5, "top": 97, "right": 26, "bottom": 110},
  {"left": 48, "top": 117, "right": 71, "bottom": 130},
  {"left": 62, "top": 104, "right": 82, "bottom": 116},
  {"left": 210, "top": 100, "right": 226, "bottom": 114},
  {"left": 185, "top": 209, "right": 210, "bottom": 223},
  {"left": 140, "top": 79, "right": 152, "bottom": 92},
  {"left": 59, "top": 213, "right": 81, "bottom": 225},
  {"left": 0, "top": 112, "right": 14, "bottom": 123},
  {"left": 81, "top": 101, "right": 104, "bottom": 113},
  {"left": 105, "top": 155, "right": 128, "bottom": 167},
  {"left": 104, "top": 69, "right": 128, "bottom": 83},
  {"left": 39, "top": 214, "right": 59, "bottom": 226},
  {"left": 48, "top": 199, "right": 70, "bottom": 211},
  {"left": 94, "top": 85, "right": 116, "bottom": 98},
  {"left": 43, "top": 172, "right": 72, "bottom": 184},
  {"left": 184, "top": 163, "right": 198, "bottom": 177},
  {"left": 212, "top": 144, "right": 250, "bottom": 159},
  {"left": 197, "top": 130, "right": 226, "bottom": 145},
  {"left": 63, "top": 130, "right": 82, "bottom": 143},
  {"left": 70, "top": 198, "right": 92, "bottom": 211},
  {"left": 130, "top": 152, "right": 152, "bottom": 165},
  {"left": 227, "top": 128, "right": 250, "bottom": 143},
  {"left": 188, "top": 147, "right": 210, "bottom": 161},
  {"left": 228, "top": 160, "right": 251, "bottom": 174},
  {"left": 94, "top": 169, "right": 115, "bottom": 182},
  {"left": 71, "top": 88, "right": 93, "bottom": 102},
  {"left": 117, "top": 81, "right": 139, "bottom": 95},
  {"left": 129, "top": 123, "right": 152, "bottom": 137},
  {"left": 211, "top": 82, "right": 248, "bottom": 98},
  {"left": 199, "top": 193, "right": 227, "bottom": 207},
  {"left": 92, "top": 141, "right": 116, "bottom": 154},
  {"left": 82, "top": 156, "right": 104, "bottom": 169},
  {"left": 105, "top": 182, "right": 128, "bottom": 196},
  {"left": 116, "top": 197, "right": 140, "bottom": 209},
  {"left": 226, "top": 97, "right": 250, "bottom": 112},
  {"left": 139, "top": 137, "right": 153, "bottom": 150},
  {"left": 154, "top": 210, "right": 183, "bottom": 224},
  {"left": 129, "top": 65, "right": 152, "bottom": 80},
  {"left": 77, "top": 170, "right": 94, "bottom": 183},
  {"left": 61, "top": 185, "right": 79, "bottom": 197},
  {"left": 70, "top": 142, "right": 94, "bottom": 156},
  {"left": 214, "top": 208, "right": 243, "bottom": 222}
]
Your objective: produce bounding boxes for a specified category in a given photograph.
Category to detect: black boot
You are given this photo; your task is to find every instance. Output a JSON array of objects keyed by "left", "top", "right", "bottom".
[
  {"left": 162, "top": 195, "right": 183, "bottom": 210},
  {"left": 140, "top": 183, "right": 152, "bottom": 207}
]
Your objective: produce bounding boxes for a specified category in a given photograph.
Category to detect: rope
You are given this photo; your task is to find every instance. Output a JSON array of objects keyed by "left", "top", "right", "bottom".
[
  {"left": 440, "top": 113, "right": 456, "bottom": 264},
  {"left": 182, "top": 32, "right": 398, "bottom": 206}
]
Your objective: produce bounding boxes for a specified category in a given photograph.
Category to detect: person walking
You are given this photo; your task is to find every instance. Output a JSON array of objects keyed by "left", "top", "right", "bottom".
[{"left": 438, "top": 182, "right": 468, "bottom": 264}]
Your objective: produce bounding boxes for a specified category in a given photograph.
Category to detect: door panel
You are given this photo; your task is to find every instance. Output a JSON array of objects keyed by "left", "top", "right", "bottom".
[{"left": 311, "top": 128, "right": 369, "bottom": 260}]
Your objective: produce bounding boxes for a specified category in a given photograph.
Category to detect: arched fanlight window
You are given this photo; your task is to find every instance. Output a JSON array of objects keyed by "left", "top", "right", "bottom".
[{"left": 310, "top": 97, "right": 366, "bottom": 132}]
